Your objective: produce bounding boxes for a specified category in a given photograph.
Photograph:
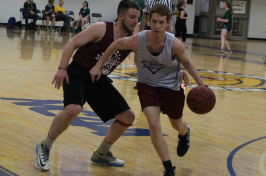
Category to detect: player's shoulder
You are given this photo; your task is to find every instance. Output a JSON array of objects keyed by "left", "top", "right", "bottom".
[{"left": 172, "top": 37, "right": 185, "bottom": 53}]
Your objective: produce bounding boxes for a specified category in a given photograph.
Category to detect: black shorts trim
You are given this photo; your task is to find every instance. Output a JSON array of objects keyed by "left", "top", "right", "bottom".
[
  {"left": 222, "top": 25, "right": 231, "bottom": 33},
  {"left": 63, "top": 61, "right": 130, "bottom": 122}
]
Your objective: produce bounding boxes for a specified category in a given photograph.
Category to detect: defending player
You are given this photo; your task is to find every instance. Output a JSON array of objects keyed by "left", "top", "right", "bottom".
[
  {"left": 36, "top": 0, "right": 140, "bottom": 171},
  {"left": 90, "top": 4, "right": 205, "bottom": 176}
]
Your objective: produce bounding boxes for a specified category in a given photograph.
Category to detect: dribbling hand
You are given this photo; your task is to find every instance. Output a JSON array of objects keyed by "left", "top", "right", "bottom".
[
  {"left": 89, "top": 66, "right": 101, "bottom": 83},
  {"left": 181, "top": 71, "right": 189, "bottom": 87},
  {"left": 52, "top": 69, "right": 69, "bottom": 89}
]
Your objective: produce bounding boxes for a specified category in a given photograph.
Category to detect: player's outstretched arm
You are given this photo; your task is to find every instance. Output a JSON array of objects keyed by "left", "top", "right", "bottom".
[
  {"left": 172, "top": 38, "right": 204, "bottom": 86},
  {"left": 90, "top": 35, "right": 139, "bottom": 83},
  {"left": 52, "top": 22, "right": 106, "bottom": 89}
]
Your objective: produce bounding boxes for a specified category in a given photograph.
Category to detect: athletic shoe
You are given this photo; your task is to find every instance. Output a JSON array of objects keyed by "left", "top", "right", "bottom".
[
  {"left": 217, "top": 49, "right": 225, "bottom": 53},
  {"left": 177, "top": 125, "right": 190, "bottom": 157},
  {"left": 163, "top": 166, "right": 176, "bottom": 176},
  {"left": 226, "top": 50, "right": 232, "bottom": 54},
  {"left": 36, "top": 143, "right": 50, "bottom": 171},
  {"left": 49, "top": 27, "right": 54, "bottom": 32},
  {"left": 90, "top": 150, "right": 125, "bottom": 166}
]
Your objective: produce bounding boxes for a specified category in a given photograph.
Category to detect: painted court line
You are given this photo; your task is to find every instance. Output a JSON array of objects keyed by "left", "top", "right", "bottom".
[
  {"left": 0, "top": 165, "right": 19, "bottom": 176},
  {"left": 227, "top": 136, "right": 266, "bottom": 176}
]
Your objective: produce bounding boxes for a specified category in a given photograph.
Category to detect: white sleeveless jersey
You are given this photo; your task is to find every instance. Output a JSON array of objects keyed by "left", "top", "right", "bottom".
[{"left": 134, "top": 30, "right": 182, "bottom": 91}]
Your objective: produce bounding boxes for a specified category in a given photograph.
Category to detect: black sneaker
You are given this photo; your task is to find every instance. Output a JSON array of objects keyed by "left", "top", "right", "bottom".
[
  {"left": 163, "top": 166, "right": 176, "bottom": 176},
  {"left": 177, "top": 125, "right": 190, "bottom": 157}
]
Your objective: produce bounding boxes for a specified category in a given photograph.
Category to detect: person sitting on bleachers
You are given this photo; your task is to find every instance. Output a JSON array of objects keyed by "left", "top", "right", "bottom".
[
  {"left": 44, "top": 0, "right": 56, "bottom": 31},
  {"left": 55, "top": 0, "right": 70, "bottom": 32},
  {"left": 23, "top": 0, "right": 38, "bottom": 30},
  {"left": 75, "top": 1, "right": 90, "bottom": 32}
]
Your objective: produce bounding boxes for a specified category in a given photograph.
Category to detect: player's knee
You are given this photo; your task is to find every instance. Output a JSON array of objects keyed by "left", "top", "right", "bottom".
[
  {"left": 173, "top": 121, "right": 187, "bottom": 132},
  {"left": 127, "top": 110, "right": 135, "bottom": 123},
  {"left": 149, "top": 122, "right": 161, "bottom": 132},
  {"left": 65, "top": 105, "right": 82, "bottom": 119}
]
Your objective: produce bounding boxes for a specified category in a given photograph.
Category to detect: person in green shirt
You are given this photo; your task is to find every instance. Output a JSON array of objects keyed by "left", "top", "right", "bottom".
[
  {"left": 133, "top": 0, "right": 146, "bottom": 34},
  {"left": 216, "top": 1, "right": 233, "bottom": 53},
  {"left": 23, "top": 0, "right": 38, "bottom": 30},
  {"left": 75, "top": 1, "right": 90, "bottom": 31},
  {"left": 44, "top": 0, "right": 56, "bottom": 31}
]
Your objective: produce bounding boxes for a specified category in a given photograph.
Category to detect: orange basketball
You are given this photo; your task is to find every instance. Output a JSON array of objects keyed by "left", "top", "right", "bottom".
[{"left": 187, "top": 86, "right": 216, "bottom": 114}]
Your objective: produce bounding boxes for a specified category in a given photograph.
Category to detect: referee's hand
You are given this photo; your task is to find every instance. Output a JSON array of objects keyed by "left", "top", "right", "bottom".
[{"left": 90, "top": 66, "right": 101, "bottom": 83}]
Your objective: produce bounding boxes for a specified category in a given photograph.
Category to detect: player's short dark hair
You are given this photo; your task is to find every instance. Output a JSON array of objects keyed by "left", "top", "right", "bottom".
[
  {"left": 149, "top": 4, "right": 171, "bottom": 21},
  {"left": 117, "top": 0, "right": 141, "bottom": 17},
  {"left": 49, "top": 0, "right": 54, "bottom": 3}
]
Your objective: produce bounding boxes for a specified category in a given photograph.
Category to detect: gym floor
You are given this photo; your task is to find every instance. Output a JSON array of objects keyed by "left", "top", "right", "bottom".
[{"left": 0, "top": 27, "right": 265, "bottom": 176}]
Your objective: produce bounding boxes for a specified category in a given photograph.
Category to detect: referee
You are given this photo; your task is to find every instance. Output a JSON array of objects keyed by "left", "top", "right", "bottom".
[{"left": 142, "top": 0, "right": 172, "bottom": 31}]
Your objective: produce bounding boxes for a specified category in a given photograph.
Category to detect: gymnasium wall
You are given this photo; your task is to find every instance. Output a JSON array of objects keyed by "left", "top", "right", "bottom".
[
  {"left": 0, "top": 0, "right": 121, "bottom": 24},
  {"left": 248, "top": 0, "right": 266, "bottom": 39},
  {"left": 0, "top": 0, "right": 264, "bottom": 39},
  {"left": 183, "top": 1, "right": 196, "bottom": 35}
]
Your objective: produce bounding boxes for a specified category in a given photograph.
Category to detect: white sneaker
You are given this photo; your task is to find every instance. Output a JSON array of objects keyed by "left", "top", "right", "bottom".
[
  {"left": 36, "top": 143, "right": 50, "bottom": 171},
  {"left": 91, "top": 150, "right": 125, "bottom": 166}
]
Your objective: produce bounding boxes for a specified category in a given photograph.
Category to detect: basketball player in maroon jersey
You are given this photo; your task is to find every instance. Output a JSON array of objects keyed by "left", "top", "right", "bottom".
[{"left": 36, "top": 1, "right": 141, "bottom": 171}]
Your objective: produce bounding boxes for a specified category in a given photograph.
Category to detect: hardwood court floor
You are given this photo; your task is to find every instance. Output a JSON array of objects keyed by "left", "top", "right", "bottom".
[{"left": 0, "top": 27, "right": 265, "bottom": 176}]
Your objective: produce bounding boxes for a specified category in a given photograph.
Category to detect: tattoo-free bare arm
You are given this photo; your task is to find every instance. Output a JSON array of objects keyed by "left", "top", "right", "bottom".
[{"left": 172, "top": 38, "right": 204, "bottom": 86}]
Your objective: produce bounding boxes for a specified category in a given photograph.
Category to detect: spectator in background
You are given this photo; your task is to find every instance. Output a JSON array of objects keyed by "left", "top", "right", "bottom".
[
  {"left": 133, "top": 0, "right": 146, "bottom": 34},
  {"left": 175, "top": 0, "right": 189, "bottom": 48},
  {"left": 75, "top": 1, "right": 90, "bottom": 32},
  {"left": 55, "top": 0, "right": 71, "bottom": 32},
  {"left": 44, "top": 0, "right": 56, "bottom": 31},
  {"left": 23, "top": 0, "right": 38, "bottom": 30}
]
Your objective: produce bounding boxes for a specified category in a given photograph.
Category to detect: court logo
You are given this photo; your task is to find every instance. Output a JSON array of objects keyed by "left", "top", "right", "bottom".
[
  {"left": 142, "top": 61, "right": 165, "bottom": 75},
  {"left": 0, "top": 97, "right": 151, "bottom": 136},
  {"left": 110, "top": 66, "right": 266, "bottom": 92}
]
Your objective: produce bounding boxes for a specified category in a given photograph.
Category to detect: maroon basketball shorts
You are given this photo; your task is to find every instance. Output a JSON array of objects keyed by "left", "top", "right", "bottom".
[{"left": 137, "top": 82, "right": 185, "bottom": 119}]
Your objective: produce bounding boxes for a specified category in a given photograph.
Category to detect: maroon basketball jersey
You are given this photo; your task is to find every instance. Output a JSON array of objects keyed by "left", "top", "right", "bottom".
[{"left": 73, "top": 22, "right": 132, "bottom": 76}]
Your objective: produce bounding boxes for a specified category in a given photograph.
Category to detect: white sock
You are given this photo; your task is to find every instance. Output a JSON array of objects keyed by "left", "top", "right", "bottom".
[{"left": 42, "top": 135, "right": 55, "bottom": 150}]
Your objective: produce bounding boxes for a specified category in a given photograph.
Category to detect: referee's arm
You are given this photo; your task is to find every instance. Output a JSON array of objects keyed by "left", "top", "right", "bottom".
[{"left": 142, "top": 3, "right": 150, "bottom": 31}]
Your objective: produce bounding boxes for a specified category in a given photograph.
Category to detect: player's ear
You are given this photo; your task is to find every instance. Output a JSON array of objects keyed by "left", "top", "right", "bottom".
[{"left": 118, "top": 13, "right": 124, "bottom": 21}]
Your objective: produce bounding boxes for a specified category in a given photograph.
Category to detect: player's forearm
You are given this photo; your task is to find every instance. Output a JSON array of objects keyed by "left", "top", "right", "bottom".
[
  {"left": 184, "top": 60, "right": 204, "bottom": 86},
  {"left": 58, "top": 42, "right": 76, "bottom": 68},
  {"left": 142, "top": 15, "right": 148, "bottom": 30}
]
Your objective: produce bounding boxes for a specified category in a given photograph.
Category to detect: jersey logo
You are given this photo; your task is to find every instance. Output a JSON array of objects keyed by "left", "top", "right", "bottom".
[
  {"left": 142, "top": 61, "right": 165, "bottom": 75},
  {"left": 95, "top": 51, "right": 122, "bottom": 76}
]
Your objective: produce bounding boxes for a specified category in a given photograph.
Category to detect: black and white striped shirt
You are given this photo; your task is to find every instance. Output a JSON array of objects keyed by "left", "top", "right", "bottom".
[{"left": 144, "top": 0, "right": 172, "bottom": 14}]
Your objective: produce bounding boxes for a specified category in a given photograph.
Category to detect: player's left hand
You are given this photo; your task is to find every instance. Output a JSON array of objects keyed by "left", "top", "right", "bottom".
[
  {"left": 89, "top": 66, "right": 101, "bottom": 83},
  {"left": 181, "top": 71, "right": 189, "bottom": 87}
]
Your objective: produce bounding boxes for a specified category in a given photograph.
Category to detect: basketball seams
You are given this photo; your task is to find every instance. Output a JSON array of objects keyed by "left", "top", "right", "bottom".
[{"left": 200, "top": 86, "right": 212, "bottom": 113}]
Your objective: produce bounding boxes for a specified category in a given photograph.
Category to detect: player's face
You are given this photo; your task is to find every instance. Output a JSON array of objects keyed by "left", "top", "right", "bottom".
[
  {"left": 121, "top": 8, "right": 140, "bottom": 33},
  {"left": 149, "top": 13, "right": 170, "bottom": 35}
]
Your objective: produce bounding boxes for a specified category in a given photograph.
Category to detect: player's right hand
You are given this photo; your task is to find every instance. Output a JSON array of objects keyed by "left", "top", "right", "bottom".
[
  {"left": 52, "top": 69, "right": 69, "bottom": 89},
  {"left": 89, "top": 66, "right": 101, "bottom": 83}
]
